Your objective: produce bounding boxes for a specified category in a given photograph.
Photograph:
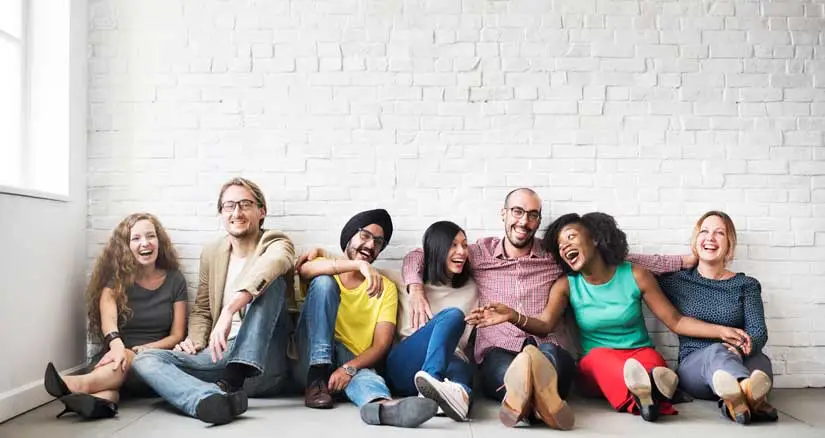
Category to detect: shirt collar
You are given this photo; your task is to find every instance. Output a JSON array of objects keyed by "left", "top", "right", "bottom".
[{"left": 494, "top": 237, "right": 544, "bottom": 259}]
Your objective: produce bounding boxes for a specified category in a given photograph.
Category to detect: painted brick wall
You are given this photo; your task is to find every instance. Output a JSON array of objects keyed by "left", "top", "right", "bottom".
[{"left": 86, "top": 0, "right": 825, "bottom": 387}]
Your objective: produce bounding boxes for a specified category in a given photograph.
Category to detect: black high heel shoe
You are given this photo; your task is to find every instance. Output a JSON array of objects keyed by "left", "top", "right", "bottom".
[
  {"left": 57, "top": 393, "right": 118, "bottom": 420},
  {"left": 45, "top": 362, "right": 118, "bottom": 420},
  {"left": 44, "top": 362, "right": 71, "bottom": 398}
]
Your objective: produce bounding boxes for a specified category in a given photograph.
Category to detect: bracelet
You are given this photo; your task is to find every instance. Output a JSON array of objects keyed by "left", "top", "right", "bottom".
[
  {"left": 520, "top": 314, "right": 529, "bottom": 329},
  {"left": 332, "top": 259, "right": 338, "bottom": 275},
  {"left": 103, "top": 331, "right": 121, "bottom": 347}
]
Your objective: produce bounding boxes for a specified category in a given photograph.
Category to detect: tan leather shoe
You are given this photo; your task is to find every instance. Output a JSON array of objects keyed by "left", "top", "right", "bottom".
[
  {"left": 712, "top": 370, "right": 750, "bottom": 425},
  {"left": 499, "top": 350, "right": 533, "bottom": 427},
  {"left": 524, "top": 345, "right": 575, "bottom": 430}
]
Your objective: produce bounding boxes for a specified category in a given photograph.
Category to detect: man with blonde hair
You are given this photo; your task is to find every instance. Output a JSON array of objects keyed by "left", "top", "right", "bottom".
[{"left": 133, "top": 177, "right": 296, "bottom": 425}]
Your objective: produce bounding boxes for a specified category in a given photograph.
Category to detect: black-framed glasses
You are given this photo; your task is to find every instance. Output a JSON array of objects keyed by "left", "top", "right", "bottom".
[
  {"left": 221, "top": 199, "right": 257, "bottom": 213},
  {"left": 509, "top": 207, "right": 541, "bottom": 222},
  {"left": 358, "top": 228, "right": 386, "bottom": 248}
]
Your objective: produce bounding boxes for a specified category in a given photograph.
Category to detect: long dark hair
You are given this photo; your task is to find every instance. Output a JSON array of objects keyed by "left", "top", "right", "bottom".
[
  {"left": 543, "top": 212, "right": 629, "bottom": 274},
  {"left": 422, "top": 221, "right": 471, "bottom": 288}
]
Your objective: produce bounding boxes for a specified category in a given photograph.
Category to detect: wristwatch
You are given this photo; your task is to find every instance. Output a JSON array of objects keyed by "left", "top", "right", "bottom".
[{"left": 342, "top": 364, "right": 357, "bottom": 377}]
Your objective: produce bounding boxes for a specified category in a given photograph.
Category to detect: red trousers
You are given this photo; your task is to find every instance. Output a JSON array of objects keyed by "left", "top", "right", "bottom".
[{"left": 577, "top": 347, "right": 677, "bottom": 415}]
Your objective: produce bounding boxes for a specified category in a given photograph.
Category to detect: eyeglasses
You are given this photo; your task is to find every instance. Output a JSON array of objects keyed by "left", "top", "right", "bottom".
[
  {"left": 508, "top": 207, "right": 541, "bottom": 222},
  {"left": 221, "top": 199, "right": 257, "bottom": 213},
  {"left": 358, "top": 228, "right": 386, "bottom": 248}
]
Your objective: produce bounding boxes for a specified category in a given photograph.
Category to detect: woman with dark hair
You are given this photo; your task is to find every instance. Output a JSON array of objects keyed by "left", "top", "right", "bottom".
[
  {"left": 658, "top": 211, "right": 776, "bottom": 425},
  {"left": 43, "top": 213, "right": 188, "bottom": 419},
  {"left": 385, "top": 221, "right": 478, "bottom": 422},
  {"left": 468, "top": 212, "right": 750, "bottom": 423}
]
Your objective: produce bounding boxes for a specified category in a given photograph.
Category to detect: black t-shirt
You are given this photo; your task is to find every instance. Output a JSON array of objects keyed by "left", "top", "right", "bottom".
[{"left": 119, "top": 269, "right": 188, "bottom": 348}]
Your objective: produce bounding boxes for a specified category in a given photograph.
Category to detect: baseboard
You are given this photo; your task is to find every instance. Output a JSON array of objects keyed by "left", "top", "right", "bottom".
[{"left": 0, "top": 364, "right": 86, "bottom": 423}]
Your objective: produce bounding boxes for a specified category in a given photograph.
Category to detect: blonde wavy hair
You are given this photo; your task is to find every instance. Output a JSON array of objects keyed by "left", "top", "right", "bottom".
[{"left": 85, "top": 213, "right": 179, "bottom": 342}]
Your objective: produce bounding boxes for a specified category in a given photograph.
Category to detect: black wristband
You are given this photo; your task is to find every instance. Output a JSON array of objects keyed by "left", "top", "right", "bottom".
[{"left": 103, "top": 331, "right": 121, "bottom": 347}]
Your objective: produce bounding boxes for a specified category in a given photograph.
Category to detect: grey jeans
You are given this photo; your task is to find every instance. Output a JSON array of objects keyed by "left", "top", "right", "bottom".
[{"left": 677, "top": 343, "right": 773, "bottom": 400}]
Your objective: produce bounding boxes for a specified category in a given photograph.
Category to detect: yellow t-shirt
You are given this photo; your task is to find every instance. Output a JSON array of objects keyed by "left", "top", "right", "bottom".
[{"left": 333, "top": 274, "right": 398, "bottom": 356}]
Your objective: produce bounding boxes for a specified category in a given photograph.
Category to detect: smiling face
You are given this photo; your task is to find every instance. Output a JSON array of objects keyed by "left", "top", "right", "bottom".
[
  {"left": 556, "top": 222, "right": 597, "bottom": 272},
  {"left": 445, "top": 231, "right": 469, "bottom": 276},
  {"left": 220, "top": 184, "right": 265, "bottom": 239},
  {"left": 345, "top": 223, "right": 384, "bottom": 264},
  {"left": 129, "top": 219, "right": 159, "bottom": 267},
  {"left": 501, "top": 190, "right": 542, "bottom": 249},
  {"left": 694, "top": 215, "right": 732, "bottom": 264}
]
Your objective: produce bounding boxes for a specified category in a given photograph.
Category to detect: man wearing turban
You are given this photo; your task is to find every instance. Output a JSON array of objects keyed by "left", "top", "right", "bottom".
[{"left": 294, "top": 209, "right": 438, "bottom": 428}]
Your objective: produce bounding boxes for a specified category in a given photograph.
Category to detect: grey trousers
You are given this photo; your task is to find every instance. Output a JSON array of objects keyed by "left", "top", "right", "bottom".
[{"left": 677, "top": 343, "right": 773, "bottom": 400}]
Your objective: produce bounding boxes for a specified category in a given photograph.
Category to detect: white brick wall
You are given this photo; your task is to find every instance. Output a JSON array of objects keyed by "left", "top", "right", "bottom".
[{"left": 87, "top": 0, "right": 825, "bottom": 387}]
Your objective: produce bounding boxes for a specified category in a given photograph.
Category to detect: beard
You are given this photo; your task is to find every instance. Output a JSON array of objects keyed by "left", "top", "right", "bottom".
[
  {"left": 506, "top": 225, "right": 535, "bottom": 248},
  {"left": 346, "top": 242, "right": 376, "bottom": 263}
]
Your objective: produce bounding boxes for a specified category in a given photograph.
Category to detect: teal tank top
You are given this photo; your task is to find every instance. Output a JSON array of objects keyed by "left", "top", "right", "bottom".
[{"left": 568, "top": 262, "right": 653, "bottom": 355}]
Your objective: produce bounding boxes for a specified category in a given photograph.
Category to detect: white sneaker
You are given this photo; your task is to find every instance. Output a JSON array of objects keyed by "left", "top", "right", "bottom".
[{"left": 414, "top": 370, "right": 470, "bottom": 422}]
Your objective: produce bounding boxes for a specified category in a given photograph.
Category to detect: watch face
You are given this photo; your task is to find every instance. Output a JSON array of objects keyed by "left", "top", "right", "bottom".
[{"left": 344, "top": 365, "right": 356, "bottom": 376}]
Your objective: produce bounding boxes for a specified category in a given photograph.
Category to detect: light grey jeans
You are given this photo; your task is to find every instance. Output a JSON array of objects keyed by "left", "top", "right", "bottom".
[{"left": 677, "top": 343, "right": 773, "bottom": 400}]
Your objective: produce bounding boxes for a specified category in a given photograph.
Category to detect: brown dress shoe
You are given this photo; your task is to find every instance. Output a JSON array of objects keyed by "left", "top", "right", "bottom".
[
  {"left": 305, "top": 379, "right": 333, "bottom": 409},
  {"left": 499, "top": 350, "right": 533, "bottom": 427},
  {"left": 740, "top": 371, "right": 777, "bottom": 422}
]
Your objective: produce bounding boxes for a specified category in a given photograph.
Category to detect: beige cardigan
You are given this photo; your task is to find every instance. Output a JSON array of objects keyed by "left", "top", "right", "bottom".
[{"left": 188, "top": 230, "right": 295, "bottom": 349}]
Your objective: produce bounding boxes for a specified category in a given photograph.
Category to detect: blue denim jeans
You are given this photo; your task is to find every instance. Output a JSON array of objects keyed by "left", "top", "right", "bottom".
[
  {"left": 678, "top": 343, "right": 774, "bottom": 400},
  {"left": 293, "top": 275, "right": 391, "bottom": 408},
  {"left": 131, "top": 277, "right": 292, "bottom": 417},
  {"left": 385, "top": 308, "right": 474, "bottom": 397},
  {"left": 480, "top": 341, "right": 576, "bottom": 402}
]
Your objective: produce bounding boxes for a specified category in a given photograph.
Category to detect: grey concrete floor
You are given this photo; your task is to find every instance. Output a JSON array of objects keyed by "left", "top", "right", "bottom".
[{"left": 1, "top": 389, "right": 822, "bottom": 438}]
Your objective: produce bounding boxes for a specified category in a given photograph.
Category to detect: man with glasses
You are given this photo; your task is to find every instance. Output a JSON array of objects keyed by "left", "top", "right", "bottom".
[
  {"left": 295, "top": 209, "right": 438, "bottom": 428},
  {"left": 402, "top": 188, "right": 690, "bottom": 430},
  {"left": 132, "top": 177, "right": 296, "bottom": 425}
]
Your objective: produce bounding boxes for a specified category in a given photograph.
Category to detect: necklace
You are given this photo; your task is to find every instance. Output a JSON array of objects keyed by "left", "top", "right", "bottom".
[{"left": 697, "top": 265, "right": 730, "bottom": 280}]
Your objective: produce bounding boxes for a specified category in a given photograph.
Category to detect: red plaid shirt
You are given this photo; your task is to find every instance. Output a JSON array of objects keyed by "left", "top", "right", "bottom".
[{"left": 402, "top": 236, "right": 682, "bottom": 363}]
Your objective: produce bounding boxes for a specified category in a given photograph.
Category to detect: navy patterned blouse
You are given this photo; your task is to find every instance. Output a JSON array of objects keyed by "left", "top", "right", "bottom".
[{"left": 657, "top": 268, "right": 768, "bottom": 363}]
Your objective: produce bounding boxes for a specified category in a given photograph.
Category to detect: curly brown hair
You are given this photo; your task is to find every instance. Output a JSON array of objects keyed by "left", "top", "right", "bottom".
[{"left": 85, "top": 213, "right": 179, "bottom": 342}]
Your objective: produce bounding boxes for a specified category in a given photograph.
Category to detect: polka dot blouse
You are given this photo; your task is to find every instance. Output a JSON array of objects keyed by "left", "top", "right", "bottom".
[{"left": 657, "top": 268, "right": 769, "bottom": 363}]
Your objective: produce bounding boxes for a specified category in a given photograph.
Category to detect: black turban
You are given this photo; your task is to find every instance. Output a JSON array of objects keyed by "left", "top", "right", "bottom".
[{"left": 340, "top": 209, "right": 393, "bottom": 251}]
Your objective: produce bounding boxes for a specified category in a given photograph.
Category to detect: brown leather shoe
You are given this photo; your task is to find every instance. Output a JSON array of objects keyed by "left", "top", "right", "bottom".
[
  {"left": 305, "top": 379, "right": 333, "bottom": 409},
  {"left": 499, "top": 350, "right": 533, "bottom": 427},
  {"left": 740, "top": 370, "right": 777, "bottom": 422}
]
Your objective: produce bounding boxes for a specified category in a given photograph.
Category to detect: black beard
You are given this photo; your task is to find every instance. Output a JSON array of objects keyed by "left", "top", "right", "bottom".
[{"left": 346, "top": 243, "right": 375, "bottom": 263}]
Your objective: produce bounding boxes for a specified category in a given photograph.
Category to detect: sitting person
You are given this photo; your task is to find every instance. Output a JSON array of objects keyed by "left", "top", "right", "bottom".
[
  {"left": 408, "top": 189, "right": 688, "bottom": 430},
  {"left": 295, "top": 209, "right": 437, "bottom": 428},
  {"left": 131, "top": 178, "right": 296, "bottom": 425},
  {"left": 468, "top": 212, "right": 751, "bottom": 423},
  {"left": 44, "top": 213, "right": 187, "bottom": 419},
  {"left": 385, "top": 221, "right": 478, "bottom": 422},
  {"left": 658, "top": 211, "right": 776, "bottom": 424}
]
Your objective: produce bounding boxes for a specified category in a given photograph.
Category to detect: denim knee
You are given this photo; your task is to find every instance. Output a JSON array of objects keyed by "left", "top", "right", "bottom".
[
  {"left": 437, "top": 307, "right": 466, "bottom": 326},
  {"left": 308, "top": 276, "right": 340, "bottom": 299}
]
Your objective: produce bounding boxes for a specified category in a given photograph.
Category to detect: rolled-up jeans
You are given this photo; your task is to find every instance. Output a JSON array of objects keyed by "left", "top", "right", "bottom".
[
  {"left": 292, "top": 275, "right": 392, "bottom": 407},
  {"left": 131, "top": 277, "right": 292, "bottom": 417}
]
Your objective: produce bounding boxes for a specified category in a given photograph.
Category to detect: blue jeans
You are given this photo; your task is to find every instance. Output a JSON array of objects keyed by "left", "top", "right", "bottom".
[
  {"left": 480, "top": 341, "right": 576, "bottom": 402},
  {"left": 131, "top": 277, "right": 292, "bottom": 417},
  {"left": 293, "top": 275, "right": 391, "bottom": 408},
  {"left": 678, "top": 343, "right": 774, "bottom": 400},
  {"left": 385, "top": 308, "right": 473, "bottom": 397}
]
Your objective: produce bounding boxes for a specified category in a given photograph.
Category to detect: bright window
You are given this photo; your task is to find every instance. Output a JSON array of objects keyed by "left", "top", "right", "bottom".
[
  {"left": 0, "top": 0, "right": 24, "bottom": 188},
  {"left": 1, "top": 0, "right": 70, "bottom": 199}
]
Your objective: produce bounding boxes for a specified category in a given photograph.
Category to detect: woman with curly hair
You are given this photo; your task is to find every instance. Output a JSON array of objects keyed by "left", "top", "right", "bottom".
[
  {"left": 468, "top": 212, "right": 750, "bottom": 423},
  {"left": 43, "top": 213, "right": 188, "bottom": 419},
  {"left": 658, "top": 211, "right": 776, "bottom": 425}
]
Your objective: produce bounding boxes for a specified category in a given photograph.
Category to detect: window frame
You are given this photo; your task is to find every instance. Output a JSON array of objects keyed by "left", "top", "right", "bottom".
[{"left": 0, "top": 0, "right": 70, "bottom": 202}]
